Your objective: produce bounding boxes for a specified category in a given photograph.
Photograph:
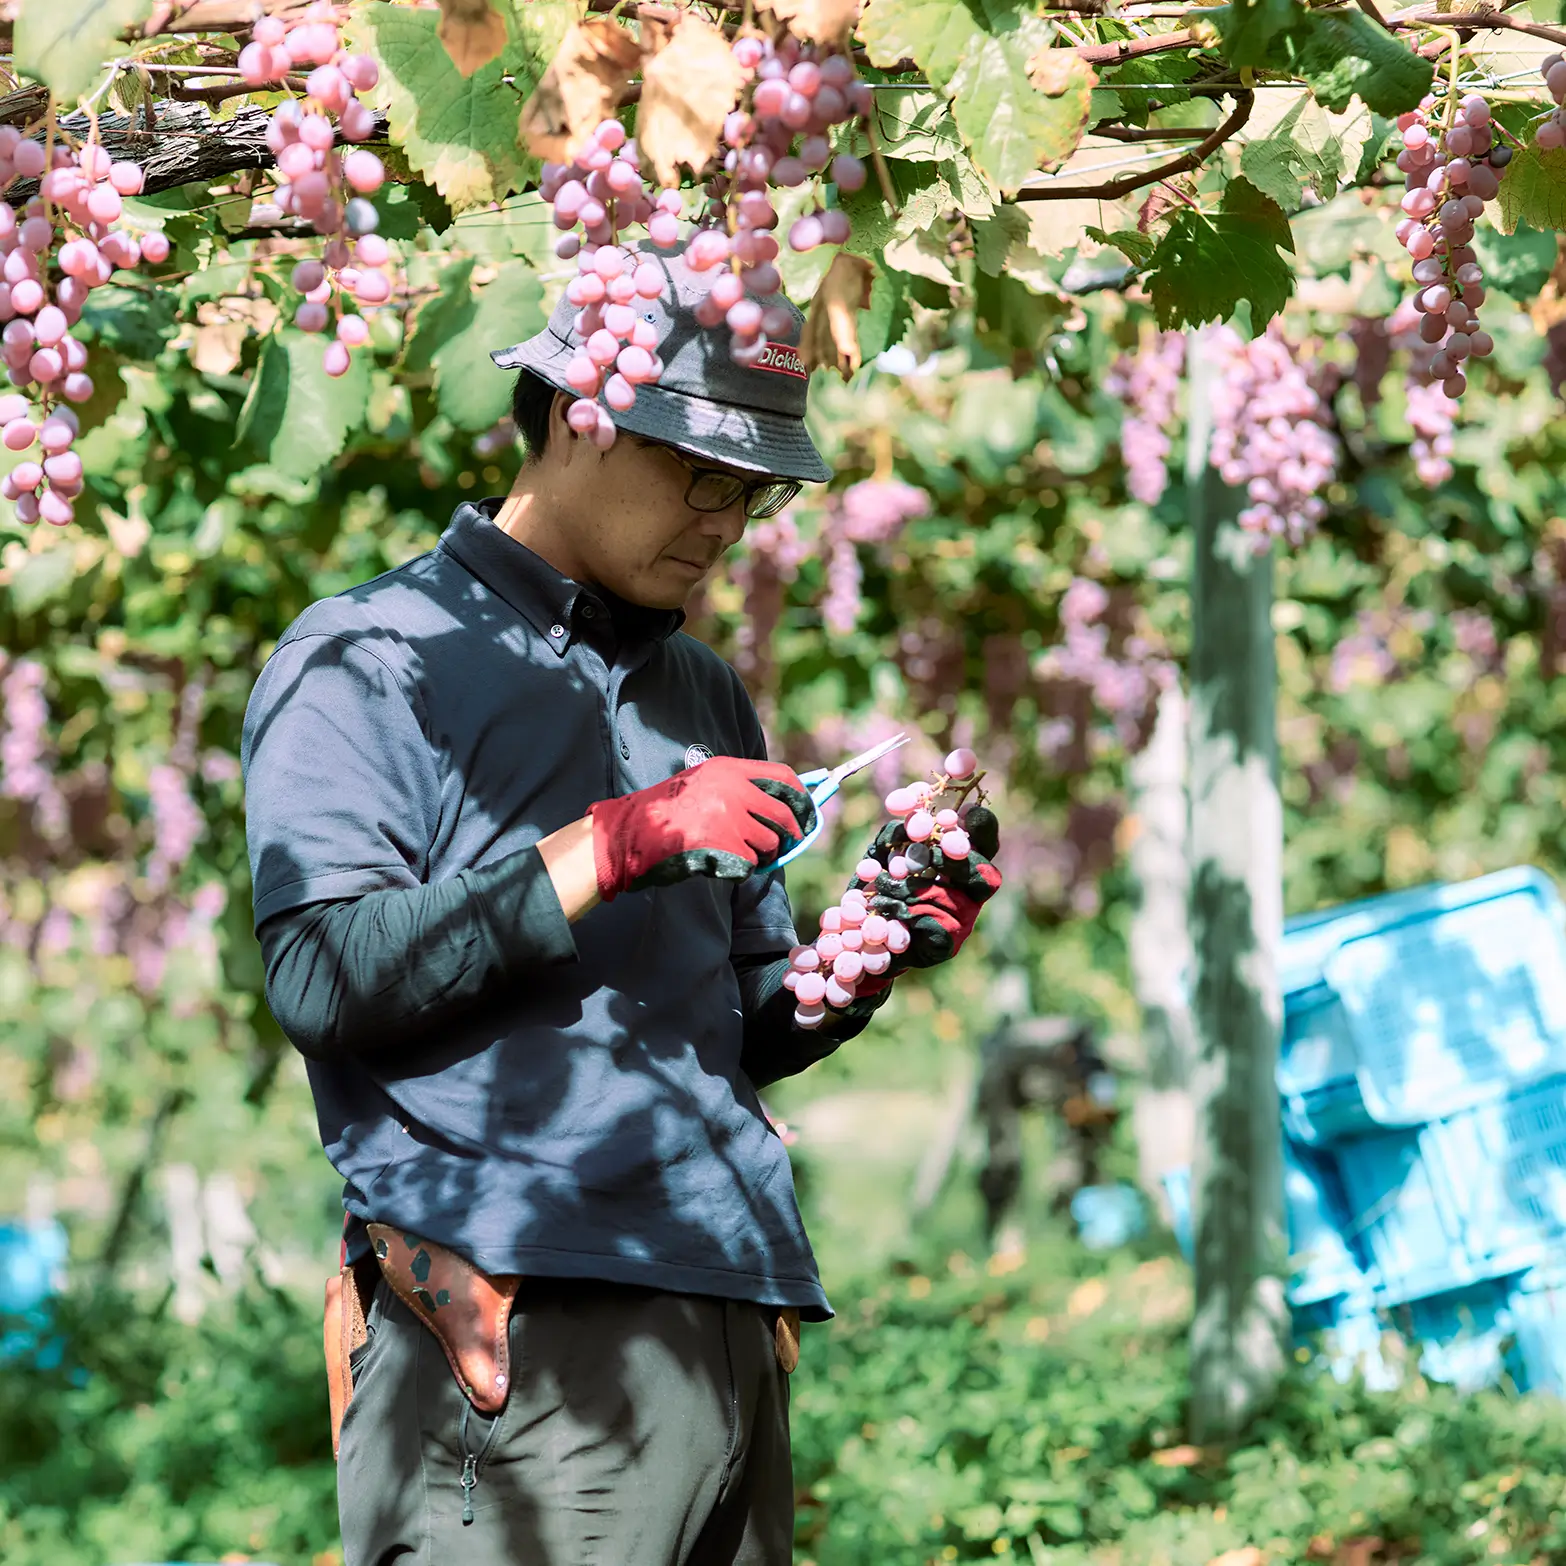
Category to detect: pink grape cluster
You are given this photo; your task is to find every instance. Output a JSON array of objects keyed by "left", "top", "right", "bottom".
[
  {"left": 0, "top": 134, "right": 165, "bottom": 525},
  {"left": 290, "top": 235, "right": 393, "bottom": 378},
  {"left": 1208, "top": 325, "right": 1337, "bottom": 545},
  {"left": 1534, "top": 53, "right": 1566, "bottom": 147},
  {"left": 783, "top": 746, "right": 979, "bottom": 1031},
  {"left": 689, "top": 34, "right": 870, "bottom": 367},
  {"left": 541, "top": 118, "right": 674, "bottom": 449},
  {"left": 240, "top": 2, "right": 388, "bottom": 376},
  {"left": 1105, "top": 331, "right": 1185, "bottom": 506},
  {"left": 1393, "top": 93, "right": 1506, "bottom": 399}
]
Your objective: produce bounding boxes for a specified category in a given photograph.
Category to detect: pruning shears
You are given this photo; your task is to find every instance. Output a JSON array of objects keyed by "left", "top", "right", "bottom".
[{"left": 763, "top": 731, "right": 911, "bottom": 873}]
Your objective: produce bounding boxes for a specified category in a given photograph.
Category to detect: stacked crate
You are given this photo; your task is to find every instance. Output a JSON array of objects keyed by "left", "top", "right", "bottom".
[{"left": 1167, "top": 865, "right": 1566, "bottom": 1394}]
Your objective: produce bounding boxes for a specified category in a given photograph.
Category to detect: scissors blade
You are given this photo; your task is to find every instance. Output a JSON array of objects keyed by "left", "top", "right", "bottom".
[{"left": 824, "top": 731, "right": 910, "bottom": 790}]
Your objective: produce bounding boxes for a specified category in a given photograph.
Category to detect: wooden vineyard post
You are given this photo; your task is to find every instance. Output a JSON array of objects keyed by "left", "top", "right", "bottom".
[{"left": 1184, "top": 328, "right": 1290, "bottom": 1443}]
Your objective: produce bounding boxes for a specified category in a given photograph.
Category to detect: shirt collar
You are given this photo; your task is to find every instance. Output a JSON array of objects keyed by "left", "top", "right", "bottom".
[{"left": 437, "top": 499, "right": 684, "bottom": 657}]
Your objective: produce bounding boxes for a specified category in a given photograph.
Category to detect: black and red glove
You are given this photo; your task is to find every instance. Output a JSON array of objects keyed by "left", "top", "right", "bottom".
[
  {"left": 827, "top": 806, "right": 1003, "bottom": 1019},
  {"left": 587, "top": 757, "right": 816, "bottom": 902}
]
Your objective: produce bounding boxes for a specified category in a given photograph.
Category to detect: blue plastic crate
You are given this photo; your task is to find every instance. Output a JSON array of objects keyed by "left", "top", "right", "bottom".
[
  {"left": 1161, "top": 1141, "right": 1371, "bottom": 1305},
  {"left": 1279, "top": 868, "right": 1566, "bottom": 1142},
  {"left": 1333, "top": 1129, "right": 1477, "bottom": 1306},
  {"left": 1424, "top": 1077, "right": 1566, "bottom": 1280},
  {"left": 1507, "top": 1265, "right": 1566, "bottom": 1395}
]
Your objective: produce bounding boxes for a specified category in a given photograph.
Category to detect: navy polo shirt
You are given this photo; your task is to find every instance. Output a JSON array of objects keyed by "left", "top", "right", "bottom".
[{"left": 241, "top": 500, "right": 830, "bottom": 1318}]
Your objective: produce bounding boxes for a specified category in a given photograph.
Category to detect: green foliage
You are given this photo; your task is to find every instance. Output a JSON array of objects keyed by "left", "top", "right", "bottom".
[
  {"left": 14, "top": 0, "right": 151, "bottom": 103},
  {"left": 1146, "top": 178, "right": 1295, "bottom": 330},
  {"left": 860, "top": 0, "right": 1077, "bottom": 193},
  {"left": 1216, "top": 0, "right": 1304, "bottom": 70},
  {"left": 352, "top": 1, "right": 550, "bottom": 211},
  {"left": 1281, "top": 8, "right": 1435, "bottom": 117},
  {"left": 237, "top": 330, "right": 373, "bottom": 479},
  {"left": 1496, "top": 145, "right": 1566, "bottom": 236},
  {"left": 432, "top": 263, "right": 544, "bottom": 431},
  {"left": 1239, "top": 96, "right": 1373, "bottom": 213}
]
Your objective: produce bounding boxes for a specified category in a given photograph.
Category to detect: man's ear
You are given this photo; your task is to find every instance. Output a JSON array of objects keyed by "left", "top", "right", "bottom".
[{"left": 550, "top": 391, "right": 577, "bottom": 460}]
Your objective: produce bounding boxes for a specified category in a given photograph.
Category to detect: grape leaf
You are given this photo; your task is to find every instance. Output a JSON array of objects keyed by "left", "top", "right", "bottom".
[
  {"left": 1085, "top": 226, "right": 1156, "bottom": 269},
  {"left": 432, "top": 264, "right": 546, "bottom": 431},
  {"left": 800, "top": 252, "right": 877, "bottom": 380},
  {"left": 436, "top": 0, "right": 507, "bottom": 77},
  {"left": 519, "top": 17, "right": 642, "bottom": 164},
  {"left": 975, "top": 206, "right": 1032, "bottom": 276},
  {"left": 401, "top": 256, "right": 477, "bottom": 375},
  {"left": 1496, "top": 145, "right": 1566, "bottom": 236},
  {"left": 236, "top": 332, "right": 371, "bottom": 479},
  {"left": 753, "top": 0, "right": 862, "bottom": 46},
  {"left": 1145, "top": 177, "right": 1295, "bottom": 329},
  {"left": 639, "top": 14, "right": 746, "bottom": 186},
  {"left": 1240, "top": 95, "right": 1372, "bottom": 213},
  {"left": 1216, "top": 0, "right": 1303, "bottom": 70},
  {"left": 15, "top": 0, "right": 151, "bottom": 104},
  {"left": 1281, "top": 9, "right": 1434, "bottom": 117},
  {"left": 353, "top": 2, "right": 544, "bottom": 210},
  {"left": 867, "top": 89, "right": 965, "bottom": 164},
  {"left": 861, "top": 0, "right": 1086, "bottom": 191},
  {"left": 1095, "top": 52, "right": 1201, "bottom": 127},
  {"left": 1471, "top": 222, "right": 1556, "bottom": 298},
  {"left": 858, "top": 265, "right": 909, "bottom": 361}
]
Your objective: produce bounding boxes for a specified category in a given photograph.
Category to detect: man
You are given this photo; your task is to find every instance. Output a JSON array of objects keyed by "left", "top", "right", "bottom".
[{"left": 242, "top": 244, "right": 1000, "bottom": 1566}]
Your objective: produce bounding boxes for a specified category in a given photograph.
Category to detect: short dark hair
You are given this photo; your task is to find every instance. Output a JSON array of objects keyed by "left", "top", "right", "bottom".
[{"left": 511, "top": 371, "right": 558, "bottom": 464}]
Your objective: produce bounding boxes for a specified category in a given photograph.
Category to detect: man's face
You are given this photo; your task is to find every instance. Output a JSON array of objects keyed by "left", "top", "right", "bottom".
[{"left": 545, "top": 399, "right": 780, "bottom": 609}]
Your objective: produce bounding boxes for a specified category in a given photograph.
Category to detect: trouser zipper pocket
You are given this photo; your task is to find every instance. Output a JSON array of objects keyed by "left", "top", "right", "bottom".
[{"left": 458, "top": 1399, "right": 502, "bottom": 1526}]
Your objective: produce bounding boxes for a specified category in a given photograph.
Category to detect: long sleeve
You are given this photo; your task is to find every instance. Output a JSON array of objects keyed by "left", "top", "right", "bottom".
[
  {"left": 258, "top": 844, "right": 577, "bottom": 1063},
  {"left": 733, "top": 951, "right": 877, "bottom": 1090}
]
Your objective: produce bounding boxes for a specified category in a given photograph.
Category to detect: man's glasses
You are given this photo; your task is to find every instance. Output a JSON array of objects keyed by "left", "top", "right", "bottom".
[{"left": 666, "top": 450, "right": 802, "bottom": 519}]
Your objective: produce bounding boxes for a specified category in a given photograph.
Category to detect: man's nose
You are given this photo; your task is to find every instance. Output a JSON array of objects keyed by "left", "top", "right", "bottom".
[{"left": 695, "top": 502, "right": 747, "bottom": 552}]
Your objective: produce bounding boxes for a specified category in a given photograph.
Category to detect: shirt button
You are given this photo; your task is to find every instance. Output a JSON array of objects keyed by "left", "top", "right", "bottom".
[
  {"left": 580, "top": 603, "right": 596, "bottom": 619},
  {"left": 550, "top": 623, "right": 565, "bottom": 638},
  {"left": 620, "top": 739, "right": 631, "bottom": 760}
]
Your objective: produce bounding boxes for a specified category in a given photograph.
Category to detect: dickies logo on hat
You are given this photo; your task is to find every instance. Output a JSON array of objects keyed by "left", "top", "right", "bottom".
[{"left": 751, "top": 343, "right": 806, "bottom": 380}]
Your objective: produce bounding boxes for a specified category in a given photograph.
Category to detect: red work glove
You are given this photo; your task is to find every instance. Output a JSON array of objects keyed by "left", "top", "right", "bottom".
[{"left": 587, "top": 756, "right": 816, "bottom": 901}]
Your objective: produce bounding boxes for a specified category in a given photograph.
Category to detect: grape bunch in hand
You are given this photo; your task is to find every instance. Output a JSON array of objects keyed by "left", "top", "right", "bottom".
[
  {"left": 540, "top": 118, "right": 672, "bottom": 450},
  {"left": 1393, "top": 92, "right": 1507, "bottom": 399},
  {"left": 784, "top": 748, "right": 1001, "bottom": 1030},
  {"left": 0, "top": 132, "right": 165, "bottom": 526}
]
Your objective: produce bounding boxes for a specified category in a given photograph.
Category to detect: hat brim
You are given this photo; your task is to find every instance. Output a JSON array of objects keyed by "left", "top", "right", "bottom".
[{"left": 492, "top": 329, "right": 833, "bottom": 485}]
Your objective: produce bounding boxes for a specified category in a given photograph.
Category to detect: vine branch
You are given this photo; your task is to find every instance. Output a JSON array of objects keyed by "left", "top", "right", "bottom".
[{"left": 1013, "top": 87, "right": 1252, "bottom": 202}]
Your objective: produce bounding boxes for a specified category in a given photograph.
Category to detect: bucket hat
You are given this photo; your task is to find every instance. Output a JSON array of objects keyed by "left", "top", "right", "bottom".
[{"left": 490, "top": 241, "right": 831, "bottom": 483}]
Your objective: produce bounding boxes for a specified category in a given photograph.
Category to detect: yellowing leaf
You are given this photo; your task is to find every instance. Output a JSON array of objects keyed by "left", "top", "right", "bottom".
[
  {"left": 801, "top": 251, "right": 875, "bottom": 380},
  {"left": 353, "top": 1, "right": 542, "bottom": 211},
  {"left": 639, "top": 14, "right": 746, "bottom": 187},
  {"left": 519, "top": 17, "right": 642, "bottom": 164},
  {"left": 1496, "top": 144, "right": 1566, "bottom": 236},
  {"left": 436, "top": 0, "right": 508, "bottom": 78},
  {"left": 16, "top": 0, "right": 151, "bottom": 104},
  {"left": 753, "top": 0, "right": 861, "bottom": 46}
]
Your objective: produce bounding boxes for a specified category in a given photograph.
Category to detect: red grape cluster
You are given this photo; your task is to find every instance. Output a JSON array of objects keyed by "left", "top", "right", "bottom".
[
  {"left": 540, "top": 118, "right": 674, "bottom": 449},
  {"left": 1534, "top": 53, "right": 1566, "bottom": 147},
  {"left": 240, "top": 2, "right": 387, "bottom": 376},
  {"left": 688, "top": 33, "right": 869, "bottom": 367},
  {"left": 784, "top": 747, "right": 979, "bottom": 1030},
  {"left": 0, "top": 134, "right": 164, "bottom": 525},
  {"left": 1393, "top": 93, "right": 1506, "bottom": 399},
  {"left": 1208, "top": 325, "right": 1337, "bottom": 545}
]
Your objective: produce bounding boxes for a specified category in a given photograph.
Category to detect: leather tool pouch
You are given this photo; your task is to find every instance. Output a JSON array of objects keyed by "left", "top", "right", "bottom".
[
  {"left": 367, "top": 1223, "right": 522, "bottom": 1415},
  {"left": 327, "top": 1223, "right": 805, "bottom": 1445},
  {"left": 324, "top": 1250, "right": 379, "bottom": 1459},
  {"left": 774, "top": 1307, "right": 801, "bottom": 1374}
]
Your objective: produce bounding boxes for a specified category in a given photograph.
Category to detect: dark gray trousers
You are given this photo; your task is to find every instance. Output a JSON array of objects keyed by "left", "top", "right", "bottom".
[{"left": 337, "top": 1276, "right": 795, "bottom": 1566}]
